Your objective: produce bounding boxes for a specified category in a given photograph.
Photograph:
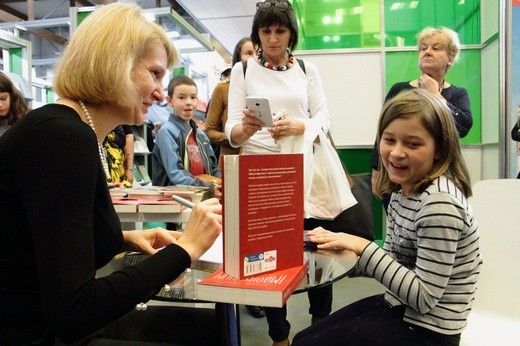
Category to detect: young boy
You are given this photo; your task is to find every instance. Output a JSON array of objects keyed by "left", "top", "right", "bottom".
[{"left": 152, "top": 75, "right": 221, "bottom": 196}]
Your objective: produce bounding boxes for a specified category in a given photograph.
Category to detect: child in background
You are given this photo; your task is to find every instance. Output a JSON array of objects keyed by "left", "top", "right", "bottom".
[
  {"left": 152, "top": 75, "right": 221, "bottom": 196},
  {"left": 293, "top": 89, "right": 482, "bottom": 345}
]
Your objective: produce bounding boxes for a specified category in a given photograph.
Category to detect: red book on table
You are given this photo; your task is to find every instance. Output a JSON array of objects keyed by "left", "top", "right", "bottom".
[
  {"left": 196, "top": 263, "right": 308, "bottom": 307},
  {"left": 222, "top": 153, "right": 304, "bottom": 279}
]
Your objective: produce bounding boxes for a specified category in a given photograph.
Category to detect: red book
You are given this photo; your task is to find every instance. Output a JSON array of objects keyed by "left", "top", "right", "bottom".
[
  {"left": 222, "top": 153, "right": 304, "bottom": 279},
  {"left": 196, "top": 264, "right": 308, "bottom": 307}
]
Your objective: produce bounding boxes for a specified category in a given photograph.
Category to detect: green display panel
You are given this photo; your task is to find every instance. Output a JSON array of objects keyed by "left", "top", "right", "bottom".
[
  {"left": 46, "top": 88, "right": 55, "bottom": 104},
  {"left": 77, "top": 10, "right": 92, "bottom": 26},
  {"left": 384, "top": 0, "right": 480, "bottom": 47},
  {"left": 8, "top": 48, "right": 23, "bottom": 75},
  {"left": 293, "top": 0, "right": 381, "bottom": 50},
  {"left": 385, "top": 49, "right": 481, "bottom": 144}
]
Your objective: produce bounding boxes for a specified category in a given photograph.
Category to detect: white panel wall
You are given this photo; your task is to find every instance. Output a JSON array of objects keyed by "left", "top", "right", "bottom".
[{"left": 297, "top": 50, "right": 383, "bottom": 147}]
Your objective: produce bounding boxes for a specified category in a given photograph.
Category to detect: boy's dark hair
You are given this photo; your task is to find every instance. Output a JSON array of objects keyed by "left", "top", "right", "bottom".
[{"left": 167, "top": 75, "right": 197, "bottom": 97}]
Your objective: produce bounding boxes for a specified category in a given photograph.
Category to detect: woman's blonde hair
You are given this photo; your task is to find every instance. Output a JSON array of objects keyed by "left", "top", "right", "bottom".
[
  {"left": 53, "top": 3, "right": 178, "bottom": 108},
  {"left": 374, "top": 89, "right": 472, "bottom": 198},
  {"left": 417, "top": 26, "right": 461, "bottom": 64}
]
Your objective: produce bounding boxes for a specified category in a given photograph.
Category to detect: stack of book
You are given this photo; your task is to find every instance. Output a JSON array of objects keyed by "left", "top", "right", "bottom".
[
  {"left": 110, "top": 185, "right": 212, "bottom": 213},
  {"left": 197, "top": 263, "right": 308, "bottom": 307},
  {"left": 196, "top": 153, "right": 307, "bottom": 307}
]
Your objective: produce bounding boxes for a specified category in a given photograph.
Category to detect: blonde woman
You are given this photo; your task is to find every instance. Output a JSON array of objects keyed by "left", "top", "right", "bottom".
[{"left": 0, "top": 3, "right": 221, "bottom": 344}]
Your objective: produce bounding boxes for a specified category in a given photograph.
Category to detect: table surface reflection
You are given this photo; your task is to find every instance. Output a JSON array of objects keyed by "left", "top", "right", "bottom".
[{"left": 120, "top": 248, "right": 358, "bottom": 303}]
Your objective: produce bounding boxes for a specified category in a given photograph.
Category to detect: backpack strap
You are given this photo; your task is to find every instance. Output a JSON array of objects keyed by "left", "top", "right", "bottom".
[
  {"left": 296, "top": 58, "right": 306, "bottom": 74},
  {"left": 242, "top": 58, "right": 306, "bottom": 76}
]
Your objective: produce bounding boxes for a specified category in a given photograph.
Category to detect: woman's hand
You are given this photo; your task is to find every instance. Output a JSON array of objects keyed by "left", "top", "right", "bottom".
[
  {"left": 306, "top": 227, "right": 371, "bottom": 256},
  {"left": 230, "top": 108, "right": 263, "bottom": 146},
  {"left": 418, "top": 74, "right": 443, "bottom": 96},
  {"left": 241, "top": 108, "right": 263, "bottom": 137},
  {"left": 123, "top": 228, "right": 181, "bottom": 255},
  {"left": 176, "top": 198, "right": 222, "bottom": 261},
  {"left": 269, "top": 114, "right": 305, "bottom": 140},
  {"left": 213, "top": 185, "right": 222, "bottom": 198}
]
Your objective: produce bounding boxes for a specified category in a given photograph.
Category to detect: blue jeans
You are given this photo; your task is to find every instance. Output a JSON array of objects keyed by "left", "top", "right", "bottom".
[{"left": 292, "top": 294, "right": 461, "bottom": 346}]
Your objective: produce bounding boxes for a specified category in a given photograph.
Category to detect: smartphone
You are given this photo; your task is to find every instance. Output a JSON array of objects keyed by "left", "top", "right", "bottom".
[
  {"left": 304, "top": 230, "right": 318, "bottom": 251},
  {"left": 245, "top": 97, "right": 274, "bottom": 127}
]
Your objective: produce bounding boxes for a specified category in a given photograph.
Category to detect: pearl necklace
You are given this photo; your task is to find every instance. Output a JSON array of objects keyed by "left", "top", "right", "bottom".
[
  {"left": 257, "top": 51, "right": 294, "bottom": 71},
  {"left": 78, "top": 101, "right": 111, "bottom": 181}
]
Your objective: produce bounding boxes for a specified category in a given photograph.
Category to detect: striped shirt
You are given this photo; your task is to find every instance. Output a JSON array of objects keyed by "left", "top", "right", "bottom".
[{"left": 357, "top": 175, "right": 482, "bottom": 335}]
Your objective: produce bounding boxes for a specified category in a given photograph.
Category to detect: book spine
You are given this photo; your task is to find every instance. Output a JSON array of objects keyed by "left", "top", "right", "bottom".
[{"left": 281, "top": 265, "right": 308, "bottom": 304}]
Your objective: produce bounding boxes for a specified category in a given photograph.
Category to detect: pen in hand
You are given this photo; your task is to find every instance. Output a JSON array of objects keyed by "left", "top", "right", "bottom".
[{"left": 171, "top": 194, "right": 195, "bottom": 209}]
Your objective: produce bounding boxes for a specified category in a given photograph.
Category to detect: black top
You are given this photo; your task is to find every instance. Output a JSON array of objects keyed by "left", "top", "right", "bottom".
[
  {"left": 512, "top": 122, "right": 520, "bottom": 142},
  {"left": 0, "top": 104, "right": 190, "bottom": 343},
  {"left": 370, "top": 82, "right": 473, "bottom": 170}
]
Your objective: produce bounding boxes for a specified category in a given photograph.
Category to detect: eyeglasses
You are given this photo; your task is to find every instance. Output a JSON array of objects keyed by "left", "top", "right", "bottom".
[{"left": 256, "top": 1, "right": 291, "bottom": 12}]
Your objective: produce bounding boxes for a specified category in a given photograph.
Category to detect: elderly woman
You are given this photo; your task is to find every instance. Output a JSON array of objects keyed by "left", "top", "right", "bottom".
[
  {"left": 371, "top": 26, "right": 473, "bottom": 209},
  {"left": 0, "top": 3, "right": 221, "bottom": 344}
]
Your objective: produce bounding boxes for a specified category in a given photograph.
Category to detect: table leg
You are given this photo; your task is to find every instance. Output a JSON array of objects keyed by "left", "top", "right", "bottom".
[
  {"left": 215, "top": 302, "right": 240, "bottom": 346},
  {"left": 226, "top": 303, "right": 240, "bottom": 346}
]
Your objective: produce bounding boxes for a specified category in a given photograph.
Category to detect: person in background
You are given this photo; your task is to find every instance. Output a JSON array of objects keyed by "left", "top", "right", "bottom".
[
  {"left": 220, "top": 65, "right": 232, "bottom": 81},
  {"left": 152, "top": 75, "right": 221, "bottom": 196},
  {"left": 512, "top": 107, "right": 520, "bottom": 178},
  {"left": 0, "top": 71, "right": 28, "bottom": 137},
  {"left": 293, "top": 89, "right": 482, "bottom": 346},
  {"left": 0, "top": 3, "right": 222, "bottom": 344},
  {"left": 225, "top": 1, "right": 364, "bottom": 344},
  {"left": 205, "top": 37, "right": 255, "bottom": 163},
  {"left": 371, "top": 26, "right": 473, "bottom": 211},
  {"left": 123, "top": 125, "right": 135, "bottom": 183},
  {"left": 103, "top": 125, "right": 134, "bottom": 188}
]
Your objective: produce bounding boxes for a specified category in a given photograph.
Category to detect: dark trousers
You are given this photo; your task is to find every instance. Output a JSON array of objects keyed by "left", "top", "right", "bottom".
[
  {"left": 264, "top": 208, "right": 375, "bottom": 342},
  {"left": 292, "top": 294, "right": 461, "bottom": 346},
  {"left": 264, "top": 284, "right": 333, "bottom": 342}
]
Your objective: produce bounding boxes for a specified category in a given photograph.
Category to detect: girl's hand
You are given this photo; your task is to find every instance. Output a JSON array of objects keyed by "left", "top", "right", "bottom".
[
  {"left": 123, "top": 228, "right": 181, "bottom": 255},
  {"left": 176, "top": 198, "right": 222, "bottom": 261},
  {"left": 269, "top": 114, "right": 305, "bottom": 140},
  {"left": 306, "top": 227, "right": 371, "bottom": 256}
]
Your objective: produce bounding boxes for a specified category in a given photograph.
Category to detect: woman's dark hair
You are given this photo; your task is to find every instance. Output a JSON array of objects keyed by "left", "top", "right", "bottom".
[
  {"left": 232, "top": 37, "right": 252, "bottom": 66},
  {"left": 0, "top": 72, "right": 28, "bottom": 125},
  {"left": 250, "top": 0, "right": 298, "bottom": 52}
]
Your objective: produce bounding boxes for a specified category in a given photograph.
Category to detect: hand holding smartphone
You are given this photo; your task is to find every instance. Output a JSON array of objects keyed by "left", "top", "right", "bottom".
[{"left": 245, "top": 97, "right": 275, "bottom": 127}]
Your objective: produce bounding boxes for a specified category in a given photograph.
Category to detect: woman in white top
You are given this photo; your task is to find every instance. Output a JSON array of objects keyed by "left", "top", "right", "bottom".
[
  {"left": 225, "top": 1, "right": 336, "bottom": 345},
  {"left": 225, "top": 2, "right": 332, "bottom": 155}
]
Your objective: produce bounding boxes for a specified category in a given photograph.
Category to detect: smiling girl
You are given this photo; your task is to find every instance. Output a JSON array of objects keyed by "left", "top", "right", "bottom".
[{"left": 293, "top": 89, "right": 482, "bottom": 346}]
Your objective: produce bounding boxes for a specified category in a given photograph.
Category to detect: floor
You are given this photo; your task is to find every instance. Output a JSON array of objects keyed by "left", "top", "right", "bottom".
[{"left": 238, "top": 276, "right": 385, "bottom": 346}]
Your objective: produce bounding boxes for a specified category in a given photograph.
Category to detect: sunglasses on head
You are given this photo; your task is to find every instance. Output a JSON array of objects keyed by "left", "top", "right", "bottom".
[{"left": 256, "top": 1, "right": 291, "bottom": 12}]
